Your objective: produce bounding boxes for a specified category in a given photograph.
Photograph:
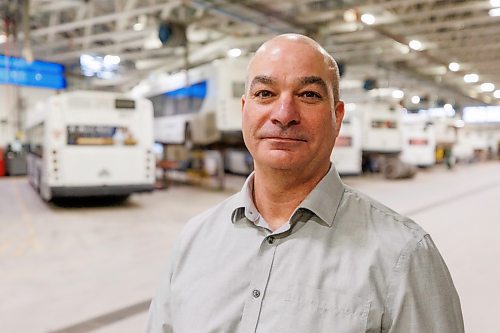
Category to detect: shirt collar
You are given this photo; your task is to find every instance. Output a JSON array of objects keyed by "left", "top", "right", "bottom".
[
  {"left": 297, "top": 164, "right": 345, "bottom": 227},
  {"left": 230, "top": 164, "right": 345, "bottom": 227},
  {"left": 230, "top": 172, "right": 254, "bottom": 223}
]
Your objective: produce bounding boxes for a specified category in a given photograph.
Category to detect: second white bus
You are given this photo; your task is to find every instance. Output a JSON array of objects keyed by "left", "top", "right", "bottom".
[
  {"left": 400, "top": 114, "right": 436, "bottom": 167},
  {"left": 131, "top": 57, "right": 248, "bottom": 147},
  {"left": 25, "top": 91, "right": 155, "bottom": 201}
]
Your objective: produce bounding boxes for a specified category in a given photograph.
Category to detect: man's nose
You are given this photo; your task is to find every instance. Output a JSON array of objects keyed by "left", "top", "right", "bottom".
[{"left": 270, "top": 93, "right": 300, "bottom": 128}]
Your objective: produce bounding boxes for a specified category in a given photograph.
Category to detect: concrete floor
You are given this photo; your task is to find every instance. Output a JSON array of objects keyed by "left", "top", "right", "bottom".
[{"left": 0, "top": 161, "right": 499, "bottom": 333}]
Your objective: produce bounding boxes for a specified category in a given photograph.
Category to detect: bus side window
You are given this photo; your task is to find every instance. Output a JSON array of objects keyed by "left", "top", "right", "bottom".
[
  {"left": 27, "top": 123, "right": 44, "bottom": 157},
  {"left": 148, "top": 81, "right": 208, "bottom": 117}
]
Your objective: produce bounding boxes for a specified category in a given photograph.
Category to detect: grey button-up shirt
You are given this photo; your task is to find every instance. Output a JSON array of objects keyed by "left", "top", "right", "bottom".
[{"left": 146, "top": 165, "right": 464, "bottom": 333}]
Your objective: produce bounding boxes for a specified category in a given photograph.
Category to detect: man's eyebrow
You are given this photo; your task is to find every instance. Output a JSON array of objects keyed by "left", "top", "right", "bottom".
[
  {"left": 249, "top": 75, "right": 276, "bottom": 91},
  {"left": 298, "top": 76, "right": 328, "bottom": 92}
]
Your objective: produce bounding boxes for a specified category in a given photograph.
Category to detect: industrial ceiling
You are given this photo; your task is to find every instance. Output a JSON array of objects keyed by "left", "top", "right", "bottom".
[{"left": 1, "top": 0, "right": 499, "bottom": 108}]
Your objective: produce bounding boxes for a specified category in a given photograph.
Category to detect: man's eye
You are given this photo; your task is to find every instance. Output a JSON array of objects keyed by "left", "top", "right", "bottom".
[
  {"left": 301, "top": 91, "right": 322, "bottom": 99},
  {"left": 255, "top": 90, "right": 273, "bottom": 98}
]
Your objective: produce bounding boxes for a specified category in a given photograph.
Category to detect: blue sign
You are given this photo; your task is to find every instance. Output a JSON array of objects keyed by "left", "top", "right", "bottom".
[
  {"left": 0, "top": 54, "right": 66, "bottom": 89},
  {"left": 165, "top": 81, "right": 207, "bottom": 99}
]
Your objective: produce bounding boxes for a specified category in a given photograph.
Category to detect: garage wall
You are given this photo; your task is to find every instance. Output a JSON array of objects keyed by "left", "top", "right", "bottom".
[{"left": 0, "top": 85, "right": 57, "bottom": 147}]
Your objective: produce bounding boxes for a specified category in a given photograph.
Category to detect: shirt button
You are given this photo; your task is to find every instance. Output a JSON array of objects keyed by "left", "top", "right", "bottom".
[
  {"left": 252, "top": 289, "right": 261, "bottom": 298},
  {"left": 267, "top": 236, "right": 275, "bottom": 245}
]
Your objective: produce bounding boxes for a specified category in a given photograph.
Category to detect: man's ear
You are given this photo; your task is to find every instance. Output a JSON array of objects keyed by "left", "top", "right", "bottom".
[
  {"left": 334, "top": 101, "right": 345, "bottom": 136},
  {"left": 241, "top": 94, "right": 246, "bottom": 113}
]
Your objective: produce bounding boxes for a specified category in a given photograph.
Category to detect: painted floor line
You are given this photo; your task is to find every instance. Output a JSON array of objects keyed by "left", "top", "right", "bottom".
[
  {"left": 47, "top": 300, "right": 151, "bottom": 333},
  {"left": 403, "top": 180, "right": 500, "bottom": 217}
]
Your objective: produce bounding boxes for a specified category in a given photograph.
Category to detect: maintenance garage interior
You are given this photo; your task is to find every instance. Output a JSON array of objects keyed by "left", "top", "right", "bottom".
[{"left": 0, "top": 1, "right": 499, "bottom": 332}]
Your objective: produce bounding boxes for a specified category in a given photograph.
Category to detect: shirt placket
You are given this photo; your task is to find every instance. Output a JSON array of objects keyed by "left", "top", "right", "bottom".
[{"left": 239, "top": 234, "right": 279, "bottom": 333}]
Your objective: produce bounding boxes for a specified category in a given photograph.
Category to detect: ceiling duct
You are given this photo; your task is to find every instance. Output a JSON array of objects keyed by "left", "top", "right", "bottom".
[
  {"left": 363, "top": 78, "right": 378, "bottom": 91},
  {"left": 338, "top": 61, "right": 346, "bottom": 77},
  {"left": 158, "top": 21, "right": 187, "bottom": 47}
]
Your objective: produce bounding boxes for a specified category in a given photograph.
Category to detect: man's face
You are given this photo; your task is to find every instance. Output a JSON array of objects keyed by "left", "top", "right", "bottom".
[{"left": 242, "top": 39, "right": 344, "bottom": 173}]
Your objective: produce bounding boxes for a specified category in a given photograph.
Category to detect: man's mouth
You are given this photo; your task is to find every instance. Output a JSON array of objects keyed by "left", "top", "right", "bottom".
[{"left": 263, "top": 136, "right": 307, "bottom": 142}]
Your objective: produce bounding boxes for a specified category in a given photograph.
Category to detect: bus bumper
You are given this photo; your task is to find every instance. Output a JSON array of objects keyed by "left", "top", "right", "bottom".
[{"left": 50, "top": 184, "right": 154, "bottom": 198}]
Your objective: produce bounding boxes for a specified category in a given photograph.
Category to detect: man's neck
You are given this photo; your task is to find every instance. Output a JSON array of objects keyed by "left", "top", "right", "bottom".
[{"left": 252, "top": 164, "right": 330, "bottom": 231}]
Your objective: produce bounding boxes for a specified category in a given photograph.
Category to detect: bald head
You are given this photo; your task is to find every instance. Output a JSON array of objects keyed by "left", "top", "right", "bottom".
[{"left": 247, "top": 34, "right": 341, "bottom": 103}]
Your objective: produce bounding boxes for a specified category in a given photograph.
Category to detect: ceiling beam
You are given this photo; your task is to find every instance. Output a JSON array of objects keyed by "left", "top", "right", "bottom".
[
  {"left": 189, "top": 0, "right": 305, "bottom": 34},
  {"left": 24, "top": 1, "right": 182, "bottom": 39},
  {"left": 116, "top": 0, "right": 139, "bottom": 31},
  {"left": 32, "top": 28, "right": 153, "bottom": 53}
]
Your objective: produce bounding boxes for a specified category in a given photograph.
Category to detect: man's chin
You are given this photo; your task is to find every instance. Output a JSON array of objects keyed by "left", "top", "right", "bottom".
[{"left": 256, "top": 153, "right": 304, "bottom": 171}]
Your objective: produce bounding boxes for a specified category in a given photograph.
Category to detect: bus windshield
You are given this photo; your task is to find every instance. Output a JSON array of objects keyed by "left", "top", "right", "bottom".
[{"left": 67, "top": 125, "right": 137, "bottom": 146}]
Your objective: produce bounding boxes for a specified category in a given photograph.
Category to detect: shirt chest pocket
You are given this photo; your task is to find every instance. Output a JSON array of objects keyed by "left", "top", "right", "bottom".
[{"left": 271, "top": 287, "right": 371, "bottom": 333}]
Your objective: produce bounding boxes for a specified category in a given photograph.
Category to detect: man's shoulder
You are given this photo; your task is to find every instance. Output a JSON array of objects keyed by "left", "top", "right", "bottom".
[{"left": 340, "top": 185, "right": 428, "bottom": 250}]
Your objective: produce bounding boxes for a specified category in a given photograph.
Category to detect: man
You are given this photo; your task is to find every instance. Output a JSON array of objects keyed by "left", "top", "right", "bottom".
[{"left": 146, "top": 34, "right": 464, "bottom": 332}]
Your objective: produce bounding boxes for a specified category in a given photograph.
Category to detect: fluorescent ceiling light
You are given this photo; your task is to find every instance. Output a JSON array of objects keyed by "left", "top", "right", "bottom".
[
  {"left": 463, "top": 73, "right": 479, "bottom": 83},
  {"left": 426, "top": 107, "right": 455, "bottom": 118},
  {"left": 133, "top": 23, "right": 144, "bottom": 31},
  {"left": 104, "top": 55, "right": 120, "bottom": 65},
  {"left": 490, "top": 8, "right": 500, "bottom": 16},
  {"left": 490, "top": 0, "right": 500, "bottom": 7},
  {"left": 343, "top": 9, "right": 357, "bottom": 23},
  {"left": 463, "top": 106, "right": 500, "bottom": 123},
  {"left": 494, "top": 90, "right": 500, "bottom": 98},
  {"left": 411, "top": 95, "right": 420, "bottom": 104},
  {"left": 392, "top": 89, "right": 404, "bottom": 99},
  {"left": 448, "top": 62, "right": 460, "bottom": 72},
  {"left": 444, "top": 104, "right": 454, "bottom": 112},
  {"left": 480, "top": 82, "right": 495, "bottom": 92},
  {"left": 227, "top": 48, "right": 242, "bottom": 58},
  {"left": 409, "top": 40, "right": 423, "bottom": 51},
  {"left": 360, "top": 13, "right": 375, "bottom": 25}
]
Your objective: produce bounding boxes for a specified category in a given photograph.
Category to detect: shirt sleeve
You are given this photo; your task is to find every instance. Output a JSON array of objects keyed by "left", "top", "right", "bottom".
[
  {"left": 383, "top": 234, "right": 464, "bottom": 333},
  {"left": 145, "top": 241, "right": 180, "bottom": 333}
]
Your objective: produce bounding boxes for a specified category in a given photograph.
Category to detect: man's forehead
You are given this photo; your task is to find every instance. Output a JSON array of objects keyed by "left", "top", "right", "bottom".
[
  {"left": 253, "top": 44, "right": 325, "bottom": 65},
  {"left": 255, "top": 35, "right": 330, "bottom": 61},
  {"left": 249, "top": 59, "right": 327, "bottom": 80},
  {"left": 257, "top": 34, "right": 323, "bottom": 55},
  {"left": 247, "top": 63, "right": 333, "bottom": 89},
  {"left": 249, "top": 43, "right": 332, "bottom": 77},
  {"left": 245, "top": 35, "right": 337, "bottom": 94},
  {"left": 249, "top": 74, "right": 329, "bottom": 89}
]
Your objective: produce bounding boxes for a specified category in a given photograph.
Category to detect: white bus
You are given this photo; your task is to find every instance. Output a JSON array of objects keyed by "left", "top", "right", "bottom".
[
  {"left": 331, "top": 111, "right": 362, "bottom": 175},
  {"left": 330, "top": 103, "right": 407, "bottom": 176},
  {"left": 341, "top": 102, "right": 416, "bottom": 178},
  {"left": 131, "top": 57, "right": 248, "bottom": 147},
  {"left": 400, "top": 114, "right": 436, "bottom": 167},
  {"left": 454, "top": 129, "right": 488, "bottom": 163},
  {"left": 25, "top": 91, "right": 155, "bottom": 201},
  {"left": 361, "top": 103, "right": 404, "bottom": 154}
]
